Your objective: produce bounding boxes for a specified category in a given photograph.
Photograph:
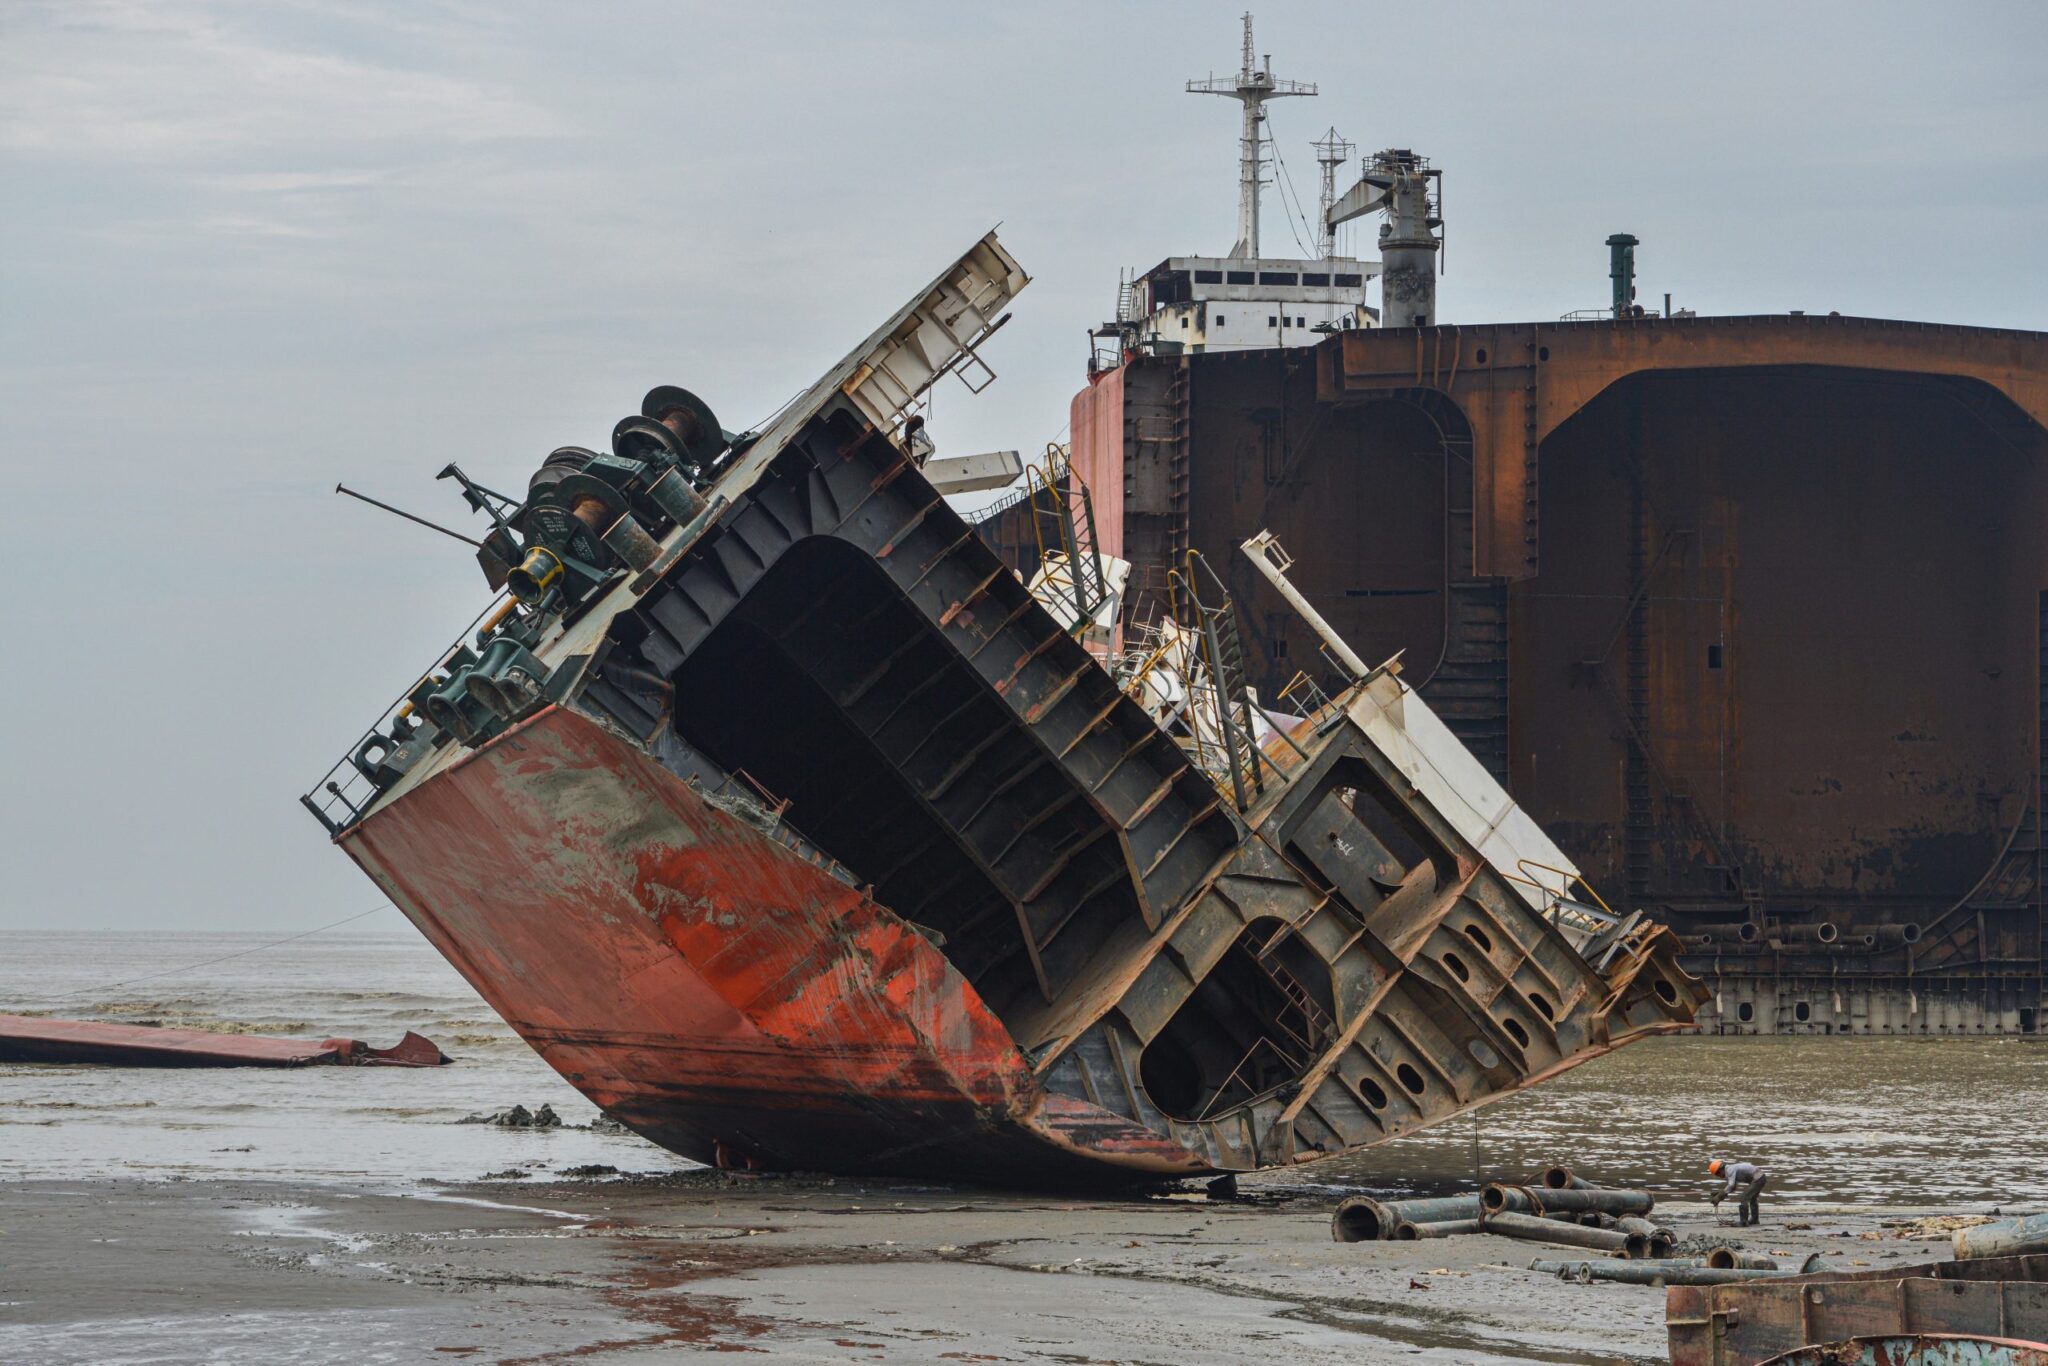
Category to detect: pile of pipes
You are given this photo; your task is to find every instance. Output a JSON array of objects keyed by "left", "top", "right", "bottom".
[{"left": 1331, "top": 1163, "right": 1819, "bottom": 1286}]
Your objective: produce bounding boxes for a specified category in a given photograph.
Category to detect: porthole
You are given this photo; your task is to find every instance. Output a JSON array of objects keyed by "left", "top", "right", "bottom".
[
  {"left": 1502, "top": 1018, "right": 1530, "bottom": 1047},
  {"left": 1736, "top": 1001, "right": 1755, "bottom": 1023},
  {"left": 1396, "top": 1062, "right": 1426, "bottom": 1095},
  {"left": 1359, "top": 1077, "right": 1389, "bottom": 1109},
  {"left": 1443, "top": 952, "right": 1471, "bottom": 983},
  {"left": 1654, "top": 979, "right": 1679, "bottom": 1005},
  {"left": 1538, "top": 345, "right": 1550, "bottom": 361},
  {"left": 1468, "top": 1039, "right": 1501, "bottom": 1068},
  {"left": 1527, "top": 992, "right": 1553, "bottom": 1022},
  {"left": 1475, "top": 347, "right": 1489, "bottom": 364},
  {"left": 1463, "top": 924, "right": 1494, "bottom": 953}
]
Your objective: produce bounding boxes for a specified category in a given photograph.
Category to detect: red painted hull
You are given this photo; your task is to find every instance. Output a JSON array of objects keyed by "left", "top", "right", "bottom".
[
  {"left": 340, "top": 706, "right": 1208, "bottom": 1184},
  {"left": 0, "top": 1015, "right": 444, "bottom": 1068}
]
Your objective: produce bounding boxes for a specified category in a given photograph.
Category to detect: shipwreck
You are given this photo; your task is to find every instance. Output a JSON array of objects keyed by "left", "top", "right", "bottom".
[{"left": 305, "top": 232, "right": 1703, "bottom": 1184}]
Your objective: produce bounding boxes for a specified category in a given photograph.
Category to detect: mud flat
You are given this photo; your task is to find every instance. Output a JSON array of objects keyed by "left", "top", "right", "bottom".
[{"left": 0, "top": 1169, "right": 1994, "bottom": 1364}]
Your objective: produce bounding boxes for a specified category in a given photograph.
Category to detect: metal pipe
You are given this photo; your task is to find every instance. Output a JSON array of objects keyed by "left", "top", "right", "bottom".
[
  {"left": 335, "top": 483, "right": 484, "bottom": 548},
  {"left": 1483, "top": 1211, "right": 1644, "bottom": 1255},
  {"left": 1534, "top": 1259, "right": 1786, "bottom": 1286},
  {"left": 1332, "top": 1196, "right": 1393, "bottom": 1242},
  {"left": 1617, "top": 1217, "right": 1676, "bottom": 1258},
  {"left": 1873, "top": 922, "right": 1924, "bottom": 947},
  {"left": 602, "top": 512, "right": 661, "bottom": 572},
  {"left": 1955, "top": 1213, "right": 2048, "bottom": 1261},
  {"left": 1241, "top": 531, "right": 1370, "bottom": 678},
  {"left": 1394, "top": 1218, "right": 1481, "bottom": 1240},
  {"left": 1541, "top": 1165, "right": 1597, "bottom": 1190},
  {"left": 646, "top": 467, "right": 708, "bottom": 525},
  {"left": 1692, "top": 921, "right": 1760, "bottom": 944},
  {"left": 1481, "top": 1183, "right": 1542, "bottom": 1215},
  {"left": 1522, "top": 1187, "right": 1656, "bottom": 1217},
  {"left": 1607, "top": 234, "right": 1639, "bottom": 319},
  {"left": 1704, "top": 1247, "right": 1778, "bottom": 1270},
  {"left": 1332, "top": 1194, "right": 1483, "bottom": 1241}
]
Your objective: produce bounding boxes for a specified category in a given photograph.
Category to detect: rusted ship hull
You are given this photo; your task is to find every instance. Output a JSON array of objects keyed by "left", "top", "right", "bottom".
[{"left": 342, "top": 705, "right": 1204, "bottom": 1182}]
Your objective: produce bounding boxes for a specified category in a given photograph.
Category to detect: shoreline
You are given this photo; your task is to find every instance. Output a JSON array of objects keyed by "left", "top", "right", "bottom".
[{"left": 1, "top": 1168, "right": 1993, "bottom": 1364}]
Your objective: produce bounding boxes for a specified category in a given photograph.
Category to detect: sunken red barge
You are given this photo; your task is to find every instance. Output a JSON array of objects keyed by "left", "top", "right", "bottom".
[{"left": 305, "top": 234, "right": 1702, "bottom": 1185}]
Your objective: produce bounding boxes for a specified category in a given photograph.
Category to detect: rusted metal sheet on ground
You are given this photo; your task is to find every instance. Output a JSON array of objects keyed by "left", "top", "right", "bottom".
[
  {"left": 312, "top": 232, "right": 1703, "bottom": 1185},
  {"left": 1668, "top": 1255, "right": 2048, "bottom": 1366},
  {"left": 0, "top": 1014, "right": 446, "bottom": 1068}
]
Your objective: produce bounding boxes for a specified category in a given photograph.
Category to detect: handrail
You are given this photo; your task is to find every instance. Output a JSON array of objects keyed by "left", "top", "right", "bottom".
[
  {"left": 301, "top": 590, "right": 514, "bottom": 833},
  {"left": 1511, "top": 858, "right": 1618, "bottom": 919}
]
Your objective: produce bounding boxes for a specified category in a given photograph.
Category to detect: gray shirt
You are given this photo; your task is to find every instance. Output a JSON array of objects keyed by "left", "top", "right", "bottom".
[{"left": 1721, "top": 1161, "right": 1762, "bottom": 1195}]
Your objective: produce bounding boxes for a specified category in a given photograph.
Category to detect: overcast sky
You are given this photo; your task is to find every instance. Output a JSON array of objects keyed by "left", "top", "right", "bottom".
[{"left": 3, "top": 0, "right": 2043, "bottom": 936}]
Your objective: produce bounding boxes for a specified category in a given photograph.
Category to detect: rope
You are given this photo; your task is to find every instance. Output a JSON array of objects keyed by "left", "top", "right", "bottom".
[
  {"left": 58, "top": 903, "right": 397, "bottom": 999},
  {"left": 1264, "top": 111, "right": 1321, "bottom": 259}
]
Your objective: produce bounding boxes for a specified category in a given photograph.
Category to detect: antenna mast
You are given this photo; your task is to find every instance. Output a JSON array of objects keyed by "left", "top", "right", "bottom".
[
  {"left": 1313, "top": 128, "right": 1353, "bottom": 260},
  {"left": 1187, "top": 12, "right": 1315, "bottom": 259}
]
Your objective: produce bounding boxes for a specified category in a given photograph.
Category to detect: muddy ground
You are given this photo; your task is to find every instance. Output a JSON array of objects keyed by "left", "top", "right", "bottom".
[{"left": 0, "top": 1170, "right": 1992, "bottom": 1364}]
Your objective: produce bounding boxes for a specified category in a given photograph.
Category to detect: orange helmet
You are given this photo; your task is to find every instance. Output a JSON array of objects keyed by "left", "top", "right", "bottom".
[{"left": 1708, "top": 1159, "right": 1725, "bottom": 1175}]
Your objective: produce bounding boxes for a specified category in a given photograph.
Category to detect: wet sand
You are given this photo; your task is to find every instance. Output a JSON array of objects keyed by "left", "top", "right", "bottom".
[{"left": 1, "top": 1170, "right": 2003, "bottom": 1364}]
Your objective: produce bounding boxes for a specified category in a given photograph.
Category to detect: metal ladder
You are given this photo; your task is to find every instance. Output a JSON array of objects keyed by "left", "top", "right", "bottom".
[
  {"left": 1175, "top": 551, "right": 1268, "bottom": 810},
  {"left": 1024, "top": 447, "right": 1109, "bottom": 634}
]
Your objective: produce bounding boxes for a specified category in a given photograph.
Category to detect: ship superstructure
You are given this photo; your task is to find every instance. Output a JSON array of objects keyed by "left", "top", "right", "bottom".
[{"left": 1092, "top": 15, "right": 1386, "bottom": 371}]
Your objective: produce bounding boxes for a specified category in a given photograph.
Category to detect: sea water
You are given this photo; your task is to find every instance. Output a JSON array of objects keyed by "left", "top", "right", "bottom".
[
  {"left": 1, "top": 929, "right": 691, "bottom": 1183},
  {"left": 4, "top": 928, "right": 2042, "bottom": 1202}
]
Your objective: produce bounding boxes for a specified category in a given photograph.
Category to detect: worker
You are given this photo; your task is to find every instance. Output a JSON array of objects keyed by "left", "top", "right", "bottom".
[{"left": 1709, "top": 1158, "right": 1769, "bottom": 1226}]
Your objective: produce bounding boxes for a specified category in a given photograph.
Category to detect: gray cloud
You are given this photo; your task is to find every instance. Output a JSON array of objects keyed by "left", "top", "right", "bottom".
[{"left": 2, "top": 0, "right": 2042, "bottom": 932}]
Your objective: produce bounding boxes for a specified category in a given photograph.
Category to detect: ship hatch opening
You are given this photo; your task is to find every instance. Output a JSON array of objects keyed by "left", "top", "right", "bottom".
[
  {"left": 658, "top": 535, "right": 1144, "bottom": 1022},
  {"left": 1138, "top": 918, "right": 1334, "bottom": 1121}
]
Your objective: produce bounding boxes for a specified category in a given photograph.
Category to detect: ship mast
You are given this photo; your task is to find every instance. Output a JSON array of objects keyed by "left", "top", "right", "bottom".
[
  {"left": 1187, "top": 13, "right": 1315, "bottom": 260},
  {"left": 1313, "top": 128, "right": 1353, "bottom": 260}
]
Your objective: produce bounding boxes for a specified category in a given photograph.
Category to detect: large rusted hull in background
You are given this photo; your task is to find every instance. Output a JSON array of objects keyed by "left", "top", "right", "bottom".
[{"left": 1065, "top": 316, "right": 2048, "bottom": 1034}]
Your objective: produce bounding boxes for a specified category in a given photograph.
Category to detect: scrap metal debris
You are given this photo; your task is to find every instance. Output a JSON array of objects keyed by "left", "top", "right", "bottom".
[
  {"left": 0, "top": 1014, "right": 446, "bottom": 1068},
  {"left": 460, "top": 1103, "right": 563, "bottom": 1128}
]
